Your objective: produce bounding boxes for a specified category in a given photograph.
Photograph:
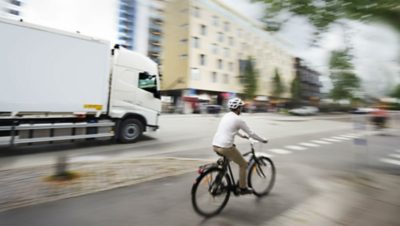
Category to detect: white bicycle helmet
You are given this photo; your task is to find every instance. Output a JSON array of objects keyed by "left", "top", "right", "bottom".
[{"left": 227, "top": 97, "right": 244, "bottom": 110}]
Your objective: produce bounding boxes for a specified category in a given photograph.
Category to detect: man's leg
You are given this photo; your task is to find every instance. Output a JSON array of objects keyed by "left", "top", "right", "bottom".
[{"left": 213, "top": 146, "right": 248, "bottom": 188}]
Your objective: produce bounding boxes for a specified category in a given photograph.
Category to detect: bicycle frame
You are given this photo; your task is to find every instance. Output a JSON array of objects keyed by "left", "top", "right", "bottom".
[{"left": 214, "top": 139, "right": 265, "bottom": 196}]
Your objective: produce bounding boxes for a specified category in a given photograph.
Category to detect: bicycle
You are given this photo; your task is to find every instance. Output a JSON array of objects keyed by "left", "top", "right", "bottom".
[{"left": 191, "top": 138, "right": 276, "bottom": 217}]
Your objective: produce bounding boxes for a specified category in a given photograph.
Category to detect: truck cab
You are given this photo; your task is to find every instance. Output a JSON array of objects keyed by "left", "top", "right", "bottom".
[{"left": 109, "top": 46, "right": 162, "bottom": 142}]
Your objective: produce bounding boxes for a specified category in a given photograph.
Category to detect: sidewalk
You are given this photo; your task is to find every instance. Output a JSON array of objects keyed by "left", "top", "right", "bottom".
[{"left": 0, "top": 157, "right": 208, "bottom": 212}]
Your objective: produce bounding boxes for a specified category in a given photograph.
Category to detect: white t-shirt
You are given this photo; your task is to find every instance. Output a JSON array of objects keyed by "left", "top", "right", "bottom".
[{"left": 212, "top": 112, "right": 265, "bottom": 148}]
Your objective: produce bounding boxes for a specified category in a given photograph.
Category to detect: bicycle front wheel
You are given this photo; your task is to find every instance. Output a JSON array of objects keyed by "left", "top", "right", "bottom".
[
  {"left": 248, "top": 156, "right": 276, "bottom": 197},
  {"left": 191, "top": 168, "right": 231, "bottom": 217}
]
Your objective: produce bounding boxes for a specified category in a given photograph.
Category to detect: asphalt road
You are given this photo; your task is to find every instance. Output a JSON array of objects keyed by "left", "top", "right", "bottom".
[{"left": 0, "top": 113, "right": 399, "bottom": 226}]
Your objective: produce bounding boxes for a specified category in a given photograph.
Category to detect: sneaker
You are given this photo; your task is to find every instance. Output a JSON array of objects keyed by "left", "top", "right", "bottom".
[{"left": 239, "top": 187, "right": 253, "bottom": 195}]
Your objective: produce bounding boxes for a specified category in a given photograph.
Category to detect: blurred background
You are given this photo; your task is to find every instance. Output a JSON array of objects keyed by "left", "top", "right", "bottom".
[
  {"left": 0, "top": 1, "right": 399, "bottom": 226},
  {"left": 1, "top": 0, "right": 399, "bottom": 113}
]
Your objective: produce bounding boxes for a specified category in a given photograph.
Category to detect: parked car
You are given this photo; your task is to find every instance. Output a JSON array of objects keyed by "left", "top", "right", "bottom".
[
  {"left": 350, "top": 107, "right": 377, "bottom": 114},
  {"left": 289, "top": 106, "right": 319, "bottom": 116}
]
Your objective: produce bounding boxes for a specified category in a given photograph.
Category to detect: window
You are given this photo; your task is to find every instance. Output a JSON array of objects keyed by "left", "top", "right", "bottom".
[
  {"left": 10, "top": 0, "right": 21, "bottom": 6},
  {"left": 218, "top": 59, "right": 223, "bottom": 69},
  {"left": 8, "top": 9, "right": 19, "bottom": 15},
  {"left": 218, "top": 32, "right": 224, "bottom": 42},
  {"left": 193, "top": 6, "right": 200, "bottom": 17},
  {"left": 224, "top": 22, "right": 230, "bottom": 31},
  {"left": 223, "top": 74, "right": 229, "bottom": 83},
  {"left": 180, "top": 23, "right": 188, "bottom": 28},
  {"left": 229, "top": 62, "right": 234, "bottom": 71},
  {"left": 180, "top": 38, "right": 188, "bottom": 43},
  {"left": 192, "top": 37, "right": 200, "bottom": 48},
  {"left": 224, "top": 48, "right": 229, "bottom": 57},
  {"left": 212, "top": 72, "right": 217, "bottom": 83},
  {"left": 200, "top": 54, "right": 206, "bottom": 66},
  {"left": 200, "top": 24, "right": 207, "bottom": 35},
  {"left": 138, "top": 72, "right": 160, "bottom": 98},
  {"left": 212, "top": 16, "right": 219, "bottom": 26},
  {"left": 180, "top": 54, "right": 188, "bottom": 59},
  {"left": 229, "top": 37, "right": 234, "bottom": 45},
  {"left": 211, "top": 43, "right": 218, "bottom": 54},
  {"left": 191, "top": 68, "right": 201, "bottom": 80}
]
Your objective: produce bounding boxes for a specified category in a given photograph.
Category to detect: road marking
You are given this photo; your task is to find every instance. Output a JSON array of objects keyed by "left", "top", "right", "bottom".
[
  {"left": 285, "top": 145, "right": 307, "bottom": 151},
  {"left": 268, "top": 149, "right": 292, "bottom": 154},
  {"left": 322, "top": 138, "right": 342, "bottom": 142},
  {"left": 342, "top": 134, "right": 359, "bottom": 138},
  {"left": 299, "top": 142, "right": 319, "bottom": 147},
  {"left": 388, "top": 154, "right": 400, "bottom": 159},
  {"left": 255, "top": 152, "right": 274, "bottom": 158},
  {"left": 332, "top": 136, "right": 351, "bottom": 140},
  {"left": 380, "top": 158, "right": 400, "bottom": 166},
  {"left": 311, "top": 140, "right": 331, "bottom": 144}
]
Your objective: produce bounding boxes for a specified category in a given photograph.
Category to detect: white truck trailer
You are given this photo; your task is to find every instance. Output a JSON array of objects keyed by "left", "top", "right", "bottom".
[{"left": 0, "top": 17, "right": 161, "bottom": 146}]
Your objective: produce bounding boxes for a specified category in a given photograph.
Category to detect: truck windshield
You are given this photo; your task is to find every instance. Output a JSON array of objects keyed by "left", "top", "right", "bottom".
[{"left": 138, "top": 72, "right": 160, "bottom": 98}]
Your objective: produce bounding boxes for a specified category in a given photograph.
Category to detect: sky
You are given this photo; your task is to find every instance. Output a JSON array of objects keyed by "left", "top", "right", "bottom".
[{"left": 18, "top": 0, "right": 400, "bottom": 97}]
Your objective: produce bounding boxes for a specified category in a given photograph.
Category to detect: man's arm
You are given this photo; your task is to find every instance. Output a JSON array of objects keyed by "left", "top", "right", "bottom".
[{"left": 238, "top": 120, "right": 267, "bottom": 143}]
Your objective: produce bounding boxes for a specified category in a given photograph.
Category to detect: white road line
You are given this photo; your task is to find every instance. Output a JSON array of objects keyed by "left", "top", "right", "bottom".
[
  {"left": 268, "top": 149, "right": 292, "bottom": 155},
  {"left": 388, "top": 154, "right": 400, "bottom": 159},
  {"left": 255, "top": 152, "right": 274, "bottom": 158},
  {"left": 285, "top": 145, "right": 307, "bottom": 151},
  {"left": 380, "top": 158, "right": 400, "bottom": 166},
  {"left": 332, "top": 136, "right": 351, "bottom": 140},
  {"left": 322, "top": 138, "right": 342, "bottom": 142},
  {"left": 342, "top": 134, "right": 359, "bottom": 138},
  {"left": 299, "top": 142, "right": 320, "bottom": 147},
  {"left": 311, "top": 140, "right": 331, "bottom": 145}
]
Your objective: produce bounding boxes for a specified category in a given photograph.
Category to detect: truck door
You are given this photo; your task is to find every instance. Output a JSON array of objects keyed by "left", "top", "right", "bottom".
[{"left": 136, "top": 71, "right": 161, "bottom": 112}]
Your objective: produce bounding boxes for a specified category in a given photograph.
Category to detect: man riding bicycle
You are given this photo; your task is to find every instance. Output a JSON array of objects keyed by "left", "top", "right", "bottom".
[{"left": 212, "top": 97, "right": 268, "bottom": 195}]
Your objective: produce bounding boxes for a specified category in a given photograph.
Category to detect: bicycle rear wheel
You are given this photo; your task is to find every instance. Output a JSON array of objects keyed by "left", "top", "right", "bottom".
[
  {"left": 248, "top": 156, "right": 276, "bottom": 197},
  {"left": 191, "top": 168, "right": 231, "bottom": 217}
]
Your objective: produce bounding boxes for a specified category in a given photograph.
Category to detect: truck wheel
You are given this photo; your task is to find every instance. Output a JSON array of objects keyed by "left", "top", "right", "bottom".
[{"left": 118, "top": 118, "right": 143, "bottom": 143}]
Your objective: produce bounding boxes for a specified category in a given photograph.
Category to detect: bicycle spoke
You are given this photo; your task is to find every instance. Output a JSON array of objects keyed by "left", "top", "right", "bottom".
[
  {"left": 192, "top": 168, "right": 231, "bottom": 217},
  {"left": 248, "top": 157, "right": 276, "bottom": 196}
]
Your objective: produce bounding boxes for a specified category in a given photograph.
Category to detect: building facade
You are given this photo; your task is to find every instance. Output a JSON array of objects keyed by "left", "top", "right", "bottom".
[
  {"left": 0, "top": 0, "right": 23, "bottom": 19},
  {"left": 117, "top": 0, "right": 137, "bottom": 50},
  {"left": 161, "top": 0, "right": 295, "bottom": 105},
  {"left": 147, "top": 0, "right": 165, "bottom": 64},
  {"left": 294, "top": 57, "right": 322, "bottom": 104}
]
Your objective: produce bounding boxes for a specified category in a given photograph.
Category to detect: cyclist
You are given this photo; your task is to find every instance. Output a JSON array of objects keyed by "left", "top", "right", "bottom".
[{"left": 212, "top": 97, "right": 268, "bottom": 194}]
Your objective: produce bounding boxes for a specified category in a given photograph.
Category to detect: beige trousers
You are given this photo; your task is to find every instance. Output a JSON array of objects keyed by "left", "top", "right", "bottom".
[{"left": 213, "top": 145, "right": 248, "bottom": 188}]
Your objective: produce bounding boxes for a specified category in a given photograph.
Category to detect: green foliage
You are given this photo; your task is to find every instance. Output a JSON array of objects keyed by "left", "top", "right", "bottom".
[
  {"left": 329, "top": 49, "right": 360, "bottom": 100},
  {"left": 272, "top": 68, "right": 285, "bottom": 97},
  {"left": 390, "top": 84, "right": 400, "bottom": 98},
  {"left": 290, "top": 75, "right": 301, "bottom": 105},
  {"left": 253, "top": 0, "right": 400, "bottom": 33},
  {"left": 242, "top": 57, "right": 258, "bottom": 100}
]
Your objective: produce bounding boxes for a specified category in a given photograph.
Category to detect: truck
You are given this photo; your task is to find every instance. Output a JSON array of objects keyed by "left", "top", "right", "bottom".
[{"left": 0, "top": 17, "right": 161, "bottom": 146}]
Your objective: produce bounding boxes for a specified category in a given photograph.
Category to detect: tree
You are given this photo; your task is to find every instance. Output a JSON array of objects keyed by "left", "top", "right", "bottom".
[
  {"left": 329, "top": 49, "right": 360, "bottom": 100},
  {"left": 290, "top": 75, "right": 302, "bottom": 106},
  {"left": 390, "top": 84, "right": 400, "bottom": 98},
  {"left": 253, "top": 0, "right": 400, "bottom": 34},
  {"left": 242, "top": 57, "right": 258, "bottom": 100},
  {"left": 272, "top": 68, "right": 285, "bottom": 98}
]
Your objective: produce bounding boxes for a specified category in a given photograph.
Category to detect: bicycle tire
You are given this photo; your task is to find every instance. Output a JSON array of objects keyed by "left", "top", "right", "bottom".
[
  {"left": 248, "top": 156, "right": 276, "bottom": 197},
  {"left": 191, "top": 167, "right": 231, "bottom": 217}
]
